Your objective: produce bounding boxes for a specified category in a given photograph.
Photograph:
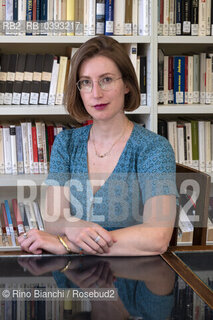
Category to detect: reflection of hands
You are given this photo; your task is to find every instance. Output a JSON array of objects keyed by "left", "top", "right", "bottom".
[
  {"left": 18, "top": 229, "right": 67, "bottom": 255},
  {"left": 64, "top": 220, "right": 116, "bottom": 255},
  {"left": 17, "top": 256, "right": 68, "bottom": 276},
  {"left": 64, "top": 260, "right": 115, "bottom": 289}
]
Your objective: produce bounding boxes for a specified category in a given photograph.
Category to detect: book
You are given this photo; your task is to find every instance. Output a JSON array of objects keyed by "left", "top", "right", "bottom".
[
  {"left": 35, "top": 121, "right": 44, "bottom": 174},
  {"left": 132, "top": 0, "right": 138, "bottom": 35},
  {"left": 96, "top": 0, "right": 105, "bottom": 35},
  {"left": 198, "top": 120, "right": 205, "bottom": 172},
  {"left": 30, "top": 54, "right": 44, "bottom": 105},
  {"left": 199, "top": 53, "right": 206, "bottom": 104},
  {"left": 173, "top": 56, "right": 185, "bottom": 104},
  {"left": 162, "top": 0, "right": 169, "bottom": 35},
  {"left": 2, "top": 125, "right": 12, "bottom": 174},
  {"left": 206, "top": 0, "right": 211, "bottom": 35},
  {"left": 114, "top": 0, "right": 125, "bottom": 35},
  {"left": 55, "top": 56, "right": 68, "bottom": 105},
  {"left": 163, "top": 55, "right": 168, "bottom": 104},
  {"left": 21, "top": 122, "right": 30, "bottom": 174},
  {"left": 206, "top": 56, "right": 212, "bottom": 104},
  {"left": 4, "top": 54, "right": 18, "bottom": 105},
  {"left": 124, "top": 0, "right": 132, "bottom": 35},
  {"left": 26, "top": 121, "right": 34, "bottom": 174},
  {"left": 21, "top": 54, "right": 36, "bottom": 105},
  {"left": 26, "top": 0, "right": 33, "bottom": 35},
  {"left": 138, "top": 0, "right": 150, "bottom": 35},
  {"left": 187, "top": 56, "right": 193, "bottom": 104},
  {"left": 167, "top": 121, "right": 178, "bottom": 161},
  {"left": 48, "top": 57, "right": 60, "bottom": 105},
  {"left": 67, "top": 0, "right": 75, "bottom": 36},
  {"left": 177, "top": 123, "right": 185, "bottom": 164},
  {"left": 32, "top": 201, "right": 44, "bottom": 230},
  {"left": 182, "top": 0, "right": 191, "bottom": 35},
  {"left": 168, "top": 56, "right": 174, "bottom": 103},
  {"left": 16, "top": 125, "right": 24, "bottom": 174},
  {"left": 1, "top": 203, "right": 13, "bottom": 246},
  {"left": 158, "top": 48, "right": 164, "bottom": 104},
  {"left": 4, "top": 200, "right": 16, "bottom": 246},
  {"left": 140, "top": 56, "right": 147, "bottom": 106},
  {"left": 12, "top": 199, "right": 25, "bottom": 235},
  {"left": 193, "top": 54, "right": 200, "bottom": 104},
  {"left": 75, "top": 0, "right": 84, "bottom": 35},
  {"left": 191, "top": 120, "right": 199, "bottom": 170},
  {"left": 191, "top": 0, "right": 199, "bottom": 36},
  {"left": 39, "top": 54, "right": 54, "bottom": 105},
  {"left": 12, "top": 54, "right": 26, "bottom": 105},
  {"left": 9, "top": 125, "right": 18, "bottom": 175},
  {"left": 0, "top": 125, "right": 4, "bottom": 174},
  {"left": 176, "top": 0, "right": 182, "bottom": 35},
  {"left": 88, "top": 0, "right": 96, "bottom": 35},
  {"left": 0, "top": 54, "right": 10, "bottom": 104},
  {"left": 198, "top": 0, "right": 207, "bottom": 36},
  {"left": 32, "top": 123, "right": 39, "bottom": 174},
  {"left": 104, "top": 0, "right": 114, "bottom": 35},
  {"left": 204, "top": 121, "right": 211, "bottom": 173}
]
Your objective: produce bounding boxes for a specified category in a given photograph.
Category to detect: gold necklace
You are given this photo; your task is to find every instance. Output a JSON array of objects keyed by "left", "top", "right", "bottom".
[{"left": 91, "top": 121, "right": 128, "bottom": 158}]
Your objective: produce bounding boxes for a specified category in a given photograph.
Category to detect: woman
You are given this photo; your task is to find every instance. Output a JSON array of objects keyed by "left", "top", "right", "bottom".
[{"left": 18, "top": 36, "right": 177, "bottom": 256}]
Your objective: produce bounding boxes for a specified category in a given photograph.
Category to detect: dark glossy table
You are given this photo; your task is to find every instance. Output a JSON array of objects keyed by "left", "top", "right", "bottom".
[{"left": 0, "top": 251, "right": 212, "bottom": 319}]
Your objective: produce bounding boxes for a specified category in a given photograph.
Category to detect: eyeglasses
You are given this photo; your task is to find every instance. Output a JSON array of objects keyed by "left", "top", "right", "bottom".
[{"left": 76, "top": 76, "right": 122, "bottom": 93}]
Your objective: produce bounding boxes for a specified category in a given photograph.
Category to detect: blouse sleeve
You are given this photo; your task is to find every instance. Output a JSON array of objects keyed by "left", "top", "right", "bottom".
[
  {"left": 45, "top": 130, "right": 72, "bottom": 186},
  {"left": 137, "top": 135, "right": 178, "bottom": 205}
]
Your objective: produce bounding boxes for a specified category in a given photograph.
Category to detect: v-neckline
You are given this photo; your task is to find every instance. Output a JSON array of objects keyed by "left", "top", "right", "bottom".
[{"left": 85, "top": 123, "right": 136, "bottom": 197}]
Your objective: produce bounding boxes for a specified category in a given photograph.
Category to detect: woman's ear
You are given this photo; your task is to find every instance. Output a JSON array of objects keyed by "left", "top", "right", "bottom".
[{"left": 124, "top": 83, "right": 130, "bottom": 95}]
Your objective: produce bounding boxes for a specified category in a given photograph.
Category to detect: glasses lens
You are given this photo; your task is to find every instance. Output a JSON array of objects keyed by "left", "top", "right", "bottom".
[
  {"left": 100, "top": 77, "right": 114, "bottom": 90},
  {"left": 77, "top": 80, "right": 92, "bottom": 92}
]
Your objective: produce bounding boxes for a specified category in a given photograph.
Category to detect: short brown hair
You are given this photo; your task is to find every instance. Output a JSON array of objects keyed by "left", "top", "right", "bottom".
[{"left": 65, "top": 35, "right": 140, "bottom": 123}]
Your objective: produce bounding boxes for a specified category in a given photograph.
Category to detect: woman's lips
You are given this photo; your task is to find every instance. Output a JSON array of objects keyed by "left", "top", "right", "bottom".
[{"left": 93, "top": 103, "right": 108, "bottom": 110}]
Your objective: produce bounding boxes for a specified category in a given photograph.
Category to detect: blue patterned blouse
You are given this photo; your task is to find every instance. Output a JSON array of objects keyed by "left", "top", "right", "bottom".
[{"left": 46, "top": 123, "right": 177, "bottom": 230}]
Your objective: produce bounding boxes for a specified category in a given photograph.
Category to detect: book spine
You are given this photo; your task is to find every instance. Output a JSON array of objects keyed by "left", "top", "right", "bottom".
[
  {"left": 55, "top": 56, "right": 68, "bottom": 105},
  {"left": 18, "top": 0, "right": 27, "bottom": 36},
  {"left": 9, "top": 125, "right": 18, "bottom": 175},
  {"left": 138, "top": 0, "right": 150, "bottom": 36},
  {"left": 21, "top": 122, "right": 30, "bottom": 174},
  {"left": 212, "top": 0, "right": 213, "bottom": 35},
  {"left": 182, "top": 0, "right": 191, "bottom": 35},
  {"left": 205, "top": 121, "right": 211, "bottom": 173},
  {"left": 125, "top": 0, "right": 132, "bottom": 35},
  {"left": 113, "top": 0, "right": 124, "bottom": 35},
  {"left": 32, "top": 124, "right": 39, "bottom": 174},
  {"left": 4, "top": 54, "right": 18, "bottom": 105},
  {"left": 4, "top": 200, "right": 16, "bottom": 246},
  {"left": 163, "top": 55, "right": 168, "bottom": 104},
  {"left": 206, "top": 56, "right": 212, "bottom": 104},
  {"left": 16, "top": 125, "right": 24, "bottom": 174},
  {"left": 176, "top": 0, "right": 182, "bottom": 35},
  {"left": 26, "top": 0, "right": 33, "bottom": 35},
  {"left": 67, "top": 0, "right": 75, "bottom": 36},
  {"left": 21, "top": 54, "right": 36, "bottom": 105},
  {"left": 198, "top": 0, "right": 207, "bottom": 36},
  {"left": 104, "top": 0, "right": 114, "bottom": 35},
  {"left": 193, "top": 54, "right": 200, "bottom": 103},
  {"left": 177, "top": 124, "right": 185, "bottom": 164},
  {"left": 35, "top": 122, "right": 44, "bottom": 174},
  {"left": 158, "top": 49, "right": 164, "bottom": 104},
  {"left": 174, "top": 56, "right": 185, "bottom": 104},
  {"left": 167, "top": 121, "right": 178, "bottom": 161},
  {"left": 41, "top": 122, "right": 48, "bottom": 173},
  {"left": 39, "top": 54, "right": 54, "bottom": 105},
  {"left": 12, "top": 54, "right": 26, "bottom": 105},
  {"left": 163, "top": 0, "right": 169, "bottom": 35},
  {"left": 184, "top": 122, "right": 192, "bottom": 166},
  {"left": 12, "top": 199, "right": 25, "bottom": 236},
  {"left": 191, "top": 0, "right": 199, "bottom": 36},
  {"left": 48, "top": 57, "right": 59, "bottom": 105},
  {"left": 169, "top": 0, "right": 176, "bottom": 35},
  {"left": 132, "top": 0, "right": 138, "bottom": 36},
  {"left": 0, "top": 54, "right": 10, "bottom": 104},
  {"left": 75, "top": 0, "right": 84, "bottom": 35},
  {"left": 30, "top": 54, "right": 44, "bottom": 105},
  {"left": 140, "top": 56, "right": 147, "bottom": 106},
  {"left": 185, "top": 56, "right": 188, "bottom": 104},
  {"left": 2, "top": 203, "right": 13, "bottom": 246},
  {"left": 96, "top": 0, "right": 105, "bottom": 35},
  {"left": 206, "top": 0, "right": 211, "bottom": 35},
  {"left": 0, "top": 126, "right": 4, "bottom": 174},
  {"left": 191, "top": 120, "right": 199, "bottom": 169},
  {"left": 88, "top": 0, "right": 96, "bottom": 35},
  {"left": 2, "top": 126, "right": 12, "bottom": 174},
  {"left": 32, "top": 201, "right": 44, "bottom": 230},
  {"left": 198, "top": 121, "right": 206, "bottom": 172},
  {"left": 27, "top": 122, "right": 34, "bottom": 174},
  {"left": 168, "top": 56, "right": 174, "bottom": 104},
  {"left": 200, "top": 52, "right": 206, "bottom": 104}
]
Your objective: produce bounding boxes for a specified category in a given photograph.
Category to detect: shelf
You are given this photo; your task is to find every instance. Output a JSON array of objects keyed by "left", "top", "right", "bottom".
[
  {"left": 0, "top": 174, "right": 47, "bottom": 187},
  {"left": 158, "top": 105, "right": 213, "bottom": 114},
  {"left": 0, "top": 105, "right": 151, "bottom": 116},
  {"left": 0, "top": 105, "right": 68, "bottom": 115},
  {"left": 158, "top": 36, "right": 213, "bottom": 44},
  {"left": 0, "top": 35, "right": 151, "bottom": 44}
]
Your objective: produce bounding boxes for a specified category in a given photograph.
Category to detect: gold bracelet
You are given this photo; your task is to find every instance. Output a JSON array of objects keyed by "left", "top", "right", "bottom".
[
  {"left": 60, "top": 260, "right": 72, "bottom": 273},
  {"left": 58, "top": 236, "right": 72, "bottom": 253}
]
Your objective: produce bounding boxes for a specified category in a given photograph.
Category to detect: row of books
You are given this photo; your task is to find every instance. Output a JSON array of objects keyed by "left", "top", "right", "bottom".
[
  {"left": 158, "top": 51, "right": 213, "bottom": 105},
  {"left": 1, "top": 0, "right": 150, "bottom": 36},
  {"left": 0, "top": 122, "right": 71, "bottom": 175},
  {"left": 0, "top": 52, "right": 73, "bottom": 106},
  {"left": 0, "top": 199, "right": 44, "bottom": 249},
  {"left": 0, "top": 291, "right": 73, "bottom": 320},
  {"left": 0, "top": 47, "right": 147, "bottom": 106},
  {"left": 158, "top": 119, "right": 213, "bottom": 174},
  {"left": 158, "top": 0, "right": 213, "bottom": 36}
]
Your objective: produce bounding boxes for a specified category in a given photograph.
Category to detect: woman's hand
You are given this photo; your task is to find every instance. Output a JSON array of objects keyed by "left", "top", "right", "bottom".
[
  {"left": 64, "top": 220, "right": 116, "bottom": 255},
  {"left": 18, "top": 229, "right": 69, "bottom": 255}
]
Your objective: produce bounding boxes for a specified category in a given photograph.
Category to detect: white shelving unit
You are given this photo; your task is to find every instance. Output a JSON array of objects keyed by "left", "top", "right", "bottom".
[{"left": 1, "top": 0, "right": 213, "bottom": 185}]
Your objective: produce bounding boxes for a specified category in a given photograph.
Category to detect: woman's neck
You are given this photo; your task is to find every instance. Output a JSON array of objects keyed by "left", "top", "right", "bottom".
[{"left": 91, "top": 115, "right": 130, "bottom": 143}]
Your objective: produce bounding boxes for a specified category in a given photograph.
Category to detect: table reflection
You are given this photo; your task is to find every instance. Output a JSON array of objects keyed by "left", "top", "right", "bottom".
[{"left": 175, "top": 251, "right": 213, "bottom": 291}]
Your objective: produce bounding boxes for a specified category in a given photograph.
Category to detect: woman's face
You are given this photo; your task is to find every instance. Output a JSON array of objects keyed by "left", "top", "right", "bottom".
[{"left": 78, "top": 55, "right": 129, "bottom": 122}]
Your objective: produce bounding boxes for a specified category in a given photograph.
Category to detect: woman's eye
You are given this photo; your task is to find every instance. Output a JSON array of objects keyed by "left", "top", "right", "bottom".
[
  {"left": 102, "top": 77, "right": 113, "bottom": 84},
  {"left": 81, "top": 79, "right": 90, "bottom": 86}
]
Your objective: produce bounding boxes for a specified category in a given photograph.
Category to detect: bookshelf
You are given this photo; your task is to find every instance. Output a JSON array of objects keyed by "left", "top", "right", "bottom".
[{"left": 1, "top": 0, "right": 213, "bottom": 247}]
